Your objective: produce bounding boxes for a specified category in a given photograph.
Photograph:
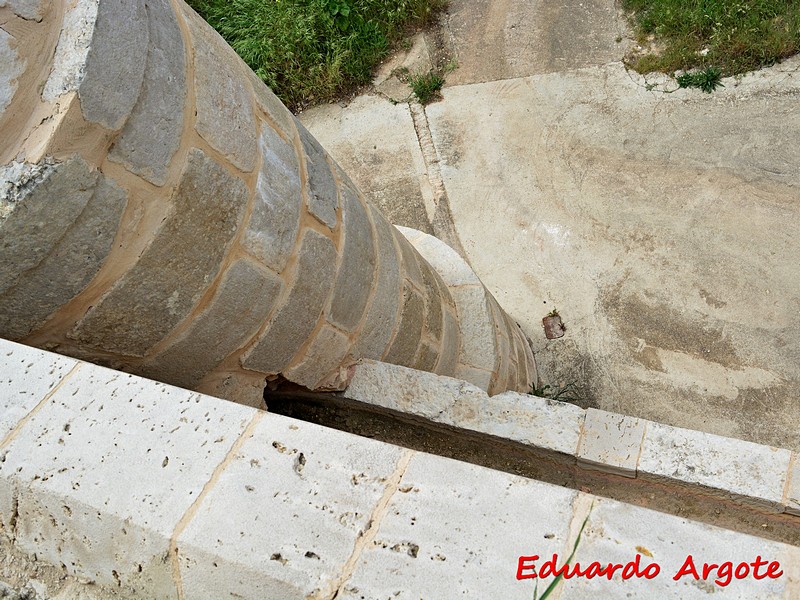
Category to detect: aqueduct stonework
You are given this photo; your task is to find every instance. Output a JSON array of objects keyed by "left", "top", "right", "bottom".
[{"left": 0, "top": 0, "right": 536, "bottom": 405}]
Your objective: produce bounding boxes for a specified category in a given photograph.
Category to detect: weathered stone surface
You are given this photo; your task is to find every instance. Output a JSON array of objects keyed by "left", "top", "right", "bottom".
[
  {"left": 418, "top": 262, "right": 443, "bottom": 341},
  {"left": 450, "top": 284, "right": 497, "bottom": 371},
  {"left": 435, "top": 310, "right": 460, "bottom": 376},
  {"left": 0, "top": 0, "right": 47, "bottom": 20},
  {"left": 353, "top": 206, "right": 402, "bottom": 360},
  {"left": 297, "top": 119, "right": 338, "bottom": 228},
  {"left": 341, "top": 453, "right": 576, "bottom": 600},
  {"left": 244, "top": 230, "right": 337, "bottom": 373},
  {"left": 577, "top": 409, "right": 645, "bottom": 478},
  {"left": 0, "top": 175, "right": 127, "bottom": 339},
  {"left": 178, "top": 414, "right": 404, "bottom": 599},
  {"left": 392, "top": 225, "right": 424, "bottom": 289},
  {"left": 639, "top": 421, "right": 792, "bottom": 509},
  {"left": 242, "top": 124, "right": 301, "bottom": 272},
  {"left": 454, "top": 364, "right": 492, "bottom": 391},
  {"left": 383, "top": 286, "right": 425, "bottom": 366},
  {"left": 398, "top": 225, "right": 479, "bottom": 287},
  {"left": 246, "top": 68, "right": 295, "bottom": 140},
  {"left": 72, "top": 149, "right": 248, "bottom": 356},
  {"left": 108, "top": 0, "right": 185, "bottom": 185},
  {"left": 283, "top": 324, "right": 351, "bottom": 389},
  {"left": 78, "top": 0, "right": 149, "bottom": 129},
  {"left": 328, "top": 187, "right": 376, "bottom": 331},
  {"left": 42, "top": 0, "right": 99, "bottom": 101},
  {"left": 785, "top": 455, "right": 800, "bottom": 516},
  {"left": 0, "top": 340, "right": 79, "bottom": 441},
  {"left": 141, "top": 259, "right": 283, "bottom": 389},
  {"left": 183, "top": 4, "right": 257, "bottom": 172},
  {"left": 415, "top": 341, "right": 439, "bottom": 372},
  {"left": 0, "top": 157, "right": 97, "bottom": 295},
  {"left": 0, "top": 364, "right": 254, "bottom": 596},
  {"left": 0, "top": 29, "right": 24, "bottom": 116}
]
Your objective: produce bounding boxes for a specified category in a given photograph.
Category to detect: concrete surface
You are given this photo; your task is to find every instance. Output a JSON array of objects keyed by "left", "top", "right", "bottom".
[
  {"left": 300, "top": 0, "right": 800, "bottom": 451},
  {"left": 4, "top": 339, "right": 800, "bottom": 599}
]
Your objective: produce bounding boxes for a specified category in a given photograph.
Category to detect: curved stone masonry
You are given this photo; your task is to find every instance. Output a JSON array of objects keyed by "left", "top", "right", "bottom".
[{"left": 0, "top": 0, "right": 535, "bottom": 404}]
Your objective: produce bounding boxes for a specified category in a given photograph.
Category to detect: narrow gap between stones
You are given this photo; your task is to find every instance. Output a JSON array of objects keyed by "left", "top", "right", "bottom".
[{"left": 264, "top": 386, "right": 800, "bottom": 547}]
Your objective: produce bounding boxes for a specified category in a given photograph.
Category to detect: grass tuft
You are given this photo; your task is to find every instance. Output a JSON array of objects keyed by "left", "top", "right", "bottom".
[
  {"left": 409, "top": 70, "right": 445, "bottom": 103},
  {"left": 623, "top": 0, "right": 800, "bottom": 81},
  {"left": 676, "top": 66, "right": 724, "bottom": 92},
  {"left": 187, "top": 0, "right": 447, "bottom": 110}
]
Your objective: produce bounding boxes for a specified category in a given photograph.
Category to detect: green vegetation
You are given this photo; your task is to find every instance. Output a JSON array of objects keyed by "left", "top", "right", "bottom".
[
  {"left": 187, "top": 0, "right": 446, "bottom": 110},
  {"left": 623, "top": 0, "right": 800, "bottom": 81},
  {"left": 676, "top": 65, "right": 724, "bottom": 92},
  {"left": 408, "top": 70, "right": 445, "bottom": 103},
  {"left": 529, "top": 382, "right": 582, "bottom": 403}
]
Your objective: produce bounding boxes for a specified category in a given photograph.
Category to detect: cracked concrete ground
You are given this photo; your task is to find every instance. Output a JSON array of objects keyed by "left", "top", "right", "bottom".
[{"left": 299, "top": 0, "right": 800, "bottom": 451}]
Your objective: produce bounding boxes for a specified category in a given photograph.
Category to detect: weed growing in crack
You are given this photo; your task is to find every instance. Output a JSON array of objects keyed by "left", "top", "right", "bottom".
[{"left": 676, "top": 66, "right": 724, "bottom": 93}]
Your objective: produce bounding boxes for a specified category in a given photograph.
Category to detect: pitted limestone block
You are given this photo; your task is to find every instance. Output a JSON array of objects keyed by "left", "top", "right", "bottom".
[
  {"left": 0, "top": 0, "right": 48, "bottom": 20},
  {"left": 392, "top": 225, "right": 424, "bottom": 289},
  {"left": 396, "top": 223, "right": 479, "bottom": 287},
  {"left": 450, "top": 284, "right": 497, "bottom": 371},
  {"left": 42, "top": 0, "right": 99, "bottom": 101},
  {"left": 577, "top": 409, "right": 645, "bottom": 478},
  {"left": 107, "top": 0, "right": 185, "bottom": 185},
  {"left": 418, "top": 261, "right": 443, "bottom": 341},
  {"left": 78, "top": 0, "right": 149, "bottom": 129},
  {"left": 0, "top": 29, "right": 24, "bottom": 116},
  {"left": 383, "top": 285, "right": 425, "bottom": 366},
  {"left": 328, "top": 187, "right": 376, "bottom": 331},
  {"left": 297, "top": 119, "right": 338, "bottom": 228},
  {"left": 246, "top": 68, "right": 295, "bottom": 140},
  {"left": 183, "top": 3, "right": 257, "bottom": 172},
  {"left": 141, "top": 259, "right": 283, "bottom": 389},
  {"left": 283, "top": 324, "right": 351, "bottom": 390},
  {"left": 0, "top": 340, "right": 79, "bottom": 441},
  {"left": 177, "top": 415, "right": 404, "bottom": 599},
  {"left": 353, "top": 205, "right": 402, "bottom": 360},
  {"left": 243, "top": 124, "right": 301, "bottom": 273},
  {"left": 454, "top": 364, "right": 492, "bottom": 392},
  {"left": 244, "top": 230, "right": 337, "bottom": 373},
  {"left": 0, "top": 156, "right": 97, "bottom": 294},
  {"left": 436, "top": 310, "right": 460, "bottom": 376},
  {"left": 0, "top": 175, "right": 127, "bottom": 339},
  {"left": 72, "top": 149, "right": 248, "bottom": 356},
  {"left": 0, "top": 365, "right": 254, "bottom": 597}
]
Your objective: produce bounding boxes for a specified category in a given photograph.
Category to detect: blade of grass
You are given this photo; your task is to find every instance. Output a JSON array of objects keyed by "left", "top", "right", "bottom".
[{"left": 534, "top": 503, "right": 593, "bottom": 600}]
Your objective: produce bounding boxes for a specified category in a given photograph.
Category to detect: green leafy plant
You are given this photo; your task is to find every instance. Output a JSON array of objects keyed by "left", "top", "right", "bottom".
[
  {"left": 676, "top": 66, "right": 724, "bottom": 93},
  {"left": 533, "top": 505, "right": 593, "bottom": 599},
  {"left": 529, "top": 382, "right": 582, "bottom": 403},
  {"left": 409, "top": 70, "right": 445, "bottom": 104}
]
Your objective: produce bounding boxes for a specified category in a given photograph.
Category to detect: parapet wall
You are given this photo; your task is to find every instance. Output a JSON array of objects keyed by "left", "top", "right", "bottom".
[{"left": 0, "top": 0, "right": 535, "bottom": 404}]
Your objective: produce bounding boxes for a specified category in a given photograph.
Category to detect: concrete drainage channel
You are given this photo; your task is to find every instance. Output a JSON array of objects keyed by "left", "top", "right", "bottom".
[{"left": 267, "top": 360, "right": 800, "bottom": 548}]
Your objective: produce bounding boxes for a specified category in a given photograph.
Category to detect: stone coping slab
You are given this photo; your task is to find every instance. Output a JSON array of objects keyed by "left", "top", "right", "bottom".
[{"left": 2, "top": 338, "right": 800, "bottom": 599}]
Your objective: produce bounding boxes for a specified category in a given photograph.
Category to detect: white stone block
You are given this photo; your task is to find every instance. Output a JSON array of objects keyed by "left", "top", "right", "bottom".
[
  {"left": 177, "top": 413, "right": 405, "bottom": 600},
  {"left": 339, "top": 452, "right": 577, "bottom": 599},
  {"left": 638, "top": 421, "right": 792, "bottom": 510},
  {"left": 577, "top": 408, "right": 645, "bottom": 477}
]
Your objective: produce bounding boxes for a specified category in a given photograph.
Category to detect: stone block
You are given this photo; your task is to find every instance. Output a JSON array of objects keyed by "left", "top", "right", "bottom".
[
  {"left": 246, "top": 69, "right": 295, "bottom": 140},
  {"left": 242, "top": 124, "right": 302, "bottom": 272},
  {"left": 177, "top": 414, "right": 404, "bottom": 599},
  {"left": 418, "top": 262, "right": 443, "bottom": 342},
  {"left": 638, "top": 421, "right": 792, "bottom": 510},
  {"left": 42, "top": 0, "right": 99, "bottom": 102},
  {"left": 400, "top": 226, "right": 479, "bottom": 287},
  {"left": 0, "top": 340, "right": 79, "bottom": 442},
  {"left": 414, "top": 340, "right": 439, "bottom": 372},
  {"left": 434, "top": 310, "right": 460, "bottom": 376},
  {"left": 0, "top": 175, "right": 127, "bottom": 339},
  {"left": 243, "top": 230, "right": 337, "bottom": 373},
  {"left": 383, "top": 285, "right": 424, "bottom": 367},
  {"left": 0, "top": 362, "right": 255, "bottom": 596},
  {"left": 577, "top": 408, "right": 645, "bottom": 478},
  {"left": 108, "top": 0, "right": 185, "bottom": 185},
  {"left": 78, "top": 0, "right": 149, "bottom": 130},
  {"left": 0, "top": 157, "right": 97, "bottom": 295},
  {"left": 454, "top": 364, "right": 493, "bottom": 392},
  {"left": 182, "top": 4, "right": 257, "bottom": 172},
  {"left": 297, "top": 119, "right": 338, "bottom": 228},
  {"left": 328, "top": 187, "right": 376, "bottom": 331},
  {"left": 450, "top": 284, "right": 497, "bottom": 371},
  {"left": 0, "top": 29, "right": 24, "bottom": 116},
  {"left": 72, "top": 149, "right": 248, "bottom": 356},
  {"left": 352, "top": 206, "right": 402, "bottom": 360},
  {"left": 0, "top": 0, "right": 47, "bottom": 20},
  {"left": 141, "top": 259, "right": 283, "bottom": 389},
  {"left": 785, "top": 455, "right": 800, "bottom": 516},
  {"left": 560, "top": 496, "right": 799, "bottom": 599},
  {"left": 283, "top": 324, "right": 352, "bottom": 390},
  {"left": 339, "top": 453, "right": 577, "bottom": 599},
  {"left": 392, "top": 226, "right": 424, "bottom": 289}
]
